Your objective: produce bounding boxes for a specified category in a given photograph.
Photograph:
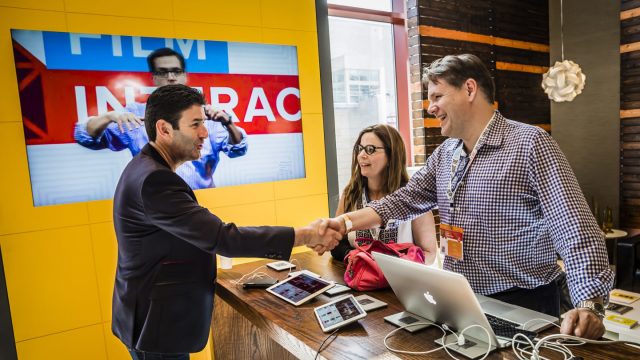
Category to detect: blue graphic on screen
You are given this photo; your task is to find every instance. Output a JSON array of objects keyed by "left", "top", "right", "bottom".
[{"left": 42, "top": 32, "right": 229, "bottom": 73}]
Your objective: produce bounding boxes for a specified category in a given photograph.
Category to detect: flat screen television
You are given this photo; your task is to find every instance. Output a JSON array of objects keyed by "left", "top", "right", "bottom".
[{"left": 11, "top": 29, "right": 305, "bottom": 206}]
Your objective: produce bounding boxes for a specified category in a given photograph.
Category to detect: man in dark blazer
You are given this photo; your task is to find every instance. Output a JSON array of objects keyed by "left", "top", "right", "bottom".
[{"left": 112, "top": 84, "right": 340, "bottom": 360}]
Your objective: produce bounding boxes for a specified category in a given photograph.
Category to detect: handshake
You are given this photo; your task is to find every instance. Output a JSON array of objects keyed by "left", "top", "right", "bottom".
[{"left": 294, "top": 217, "right": 348, "bottom": 255}]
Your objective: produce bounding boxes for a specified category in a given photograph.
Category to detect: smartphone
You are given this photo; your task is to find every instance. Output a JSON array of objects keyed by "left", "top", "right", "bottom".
[
  {"left": 267, "top": 261, "right": 296, "bottom": 271},
  {"left": 607, "top": 302, "right": 633, "bottom": 315},
  {"left": 242, "top": 278, "right": 278, "bottom": 289}
]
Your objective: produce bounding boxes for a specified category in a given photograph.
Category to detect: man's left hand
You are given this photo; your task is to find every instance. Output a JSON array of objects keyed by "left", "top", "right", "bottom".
[
  {"left": 203, "top": 105, "right": 231, "bottom": 125},
  {"left": 560, "top": 308, "right": 605, "bottom": 339}
]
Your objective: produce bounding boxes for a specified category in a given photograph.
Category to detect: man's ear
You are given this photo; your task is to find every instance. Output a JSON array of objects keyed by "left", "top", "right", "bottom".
[
  {"left": 156, "top": 119, "right": 173, "bottom": 140},
  {"left": 465, "top": 78, "right": 478, "bottom": 101}
]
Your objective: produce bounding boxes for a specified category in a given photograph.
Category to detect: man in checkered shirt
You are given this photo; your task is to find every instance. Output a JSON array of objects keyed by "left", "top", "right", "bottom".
[{"left": 318, "top": 54, "right": 612, "bottom": 339}]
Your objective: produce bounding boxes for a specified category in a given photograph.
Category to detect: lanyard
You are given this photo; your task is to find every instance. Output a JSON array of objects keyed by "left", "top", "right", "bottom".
[
  {"left": 446, "top": 114, "right": 496, "bottom": 208},
  {"left": 361, "top": 190, "right": 381, "bottom": 240}
]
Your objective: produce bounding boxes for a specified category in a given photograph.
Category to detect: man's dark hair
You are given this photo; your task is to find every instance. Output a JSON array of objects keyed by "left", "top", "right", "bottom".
[
  {"left": 422, "top": 54, "right": 495, "bottom": 104},
  {"left": 147, "top": 48, "right": 186, "bottom": 73},
  {"left": 145, "top": 84, "right": 205, "bottom": 141}
]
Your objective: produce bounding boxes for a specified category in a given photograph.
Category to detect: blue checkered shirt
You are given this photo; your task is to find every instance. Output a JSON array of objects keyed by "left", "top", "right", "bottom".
[{"left": 369, "top": 112, "right": 613, "bottom": 304}]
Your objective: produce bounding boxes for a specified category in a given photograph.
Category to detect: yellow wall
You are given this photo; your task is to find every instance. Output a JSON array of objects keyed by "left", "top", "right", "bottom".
[{"left": 0, "top": 1, "right": 327, "bottom": 359}]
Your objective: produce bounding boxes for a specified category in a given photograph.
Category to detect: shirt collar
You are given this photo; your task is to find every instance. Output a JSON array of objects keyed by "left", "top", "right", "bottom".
[
  {"left": 141, "top": 143, "right": 171, "bottom": 169},
  {"left": 482, "top": 110, "right": 506, "bottom": 149},
  {"left": 445, "top": 110, "right": 505, "bottom": 153}
]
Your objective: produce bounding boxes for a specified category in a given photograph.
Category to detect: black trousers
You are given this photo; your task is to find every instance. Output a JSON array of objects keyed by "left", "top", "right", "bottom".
[{"left": 487, "top": 274, "right": 566, "bottom": 317}]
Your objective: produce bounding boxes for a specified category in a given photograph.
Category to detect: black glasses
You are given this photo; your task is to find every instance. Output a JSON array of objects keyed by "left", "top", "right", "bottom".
[
  {"left": 355, "top": 144, "right": 385, "bottom": 155},
  {"left": 153, "top": 69, "right": 185, "bottom": 77}
]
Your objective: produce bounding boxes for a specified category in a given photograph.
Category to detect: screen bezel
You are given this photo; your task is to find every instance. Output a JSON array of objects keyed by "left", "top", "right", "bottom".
[
  {"left": 314, "top": 295, "right": 367, "bottom": 332},
  {"left": 266, "top": 272, "right": 334, "bottom": 306}
]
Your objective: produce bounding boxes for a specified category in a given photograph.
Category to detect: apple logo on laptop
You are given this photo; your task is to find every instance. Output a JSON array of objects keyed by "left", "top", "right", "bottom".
[{"left": 424, "top": 291, "right": 437, "bottom": 305}]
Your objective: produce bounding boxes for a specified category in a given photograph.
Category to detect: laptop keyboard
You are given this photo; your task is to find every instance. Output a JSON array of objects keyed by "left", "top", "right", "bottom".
[{"left": 485, "top": 313, "right": 537, "bottom": 341}]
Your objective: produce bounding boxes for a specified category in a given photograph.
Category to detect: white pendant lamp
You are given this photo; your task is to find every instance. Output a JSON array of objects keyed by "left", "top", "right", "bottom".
[{"left": 541, "top": 0, "right": 586, "bottom": 102}]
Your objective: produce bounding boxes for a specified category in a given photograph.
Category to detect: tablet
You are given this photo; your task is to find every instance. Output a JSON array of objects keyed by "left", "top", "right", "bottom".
[
  {"left": 314, "top": 295, "right": 367, "bottom": 332},
  {"left": 266, "top": 272, "right": 334, "bottom": 306},
  {"left": 288, "top": 269, "right": 321, "bottom": 278}
]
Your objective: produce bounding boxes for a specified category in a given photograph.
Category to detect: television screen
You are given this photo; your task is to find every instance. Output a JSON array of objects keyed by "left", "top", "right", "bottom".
[{"left": 11, "top": 29, "right": 305, "bottom": 207}]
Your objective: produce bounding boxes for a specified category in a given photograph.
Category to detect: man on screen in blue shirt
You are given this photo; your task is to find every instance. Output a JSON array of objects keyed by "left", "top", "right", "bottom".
[{"left": 74, "top": 47, "right": 247, "bottom": 189}]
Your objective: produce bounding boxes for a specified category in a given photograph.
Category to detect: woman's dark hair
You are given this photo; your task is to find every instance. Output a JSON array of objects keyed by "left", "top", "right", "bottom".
[{"left": 342, "top": 124, "right": 409, "bottom": 212}]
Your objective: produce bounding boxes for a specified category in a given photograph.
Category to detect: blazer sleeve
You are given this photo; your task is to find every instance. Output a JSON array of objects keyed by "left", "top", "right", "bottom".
[{"left": 141, "top": 170, "right": 294, "bottom": 259}]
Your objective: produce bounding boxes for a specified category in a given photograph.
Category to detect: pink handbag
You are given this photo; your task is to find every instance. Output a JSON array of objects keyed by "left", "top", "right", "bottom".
[{"left": 344, "top": 239, "right": 425, "bottom": 291}]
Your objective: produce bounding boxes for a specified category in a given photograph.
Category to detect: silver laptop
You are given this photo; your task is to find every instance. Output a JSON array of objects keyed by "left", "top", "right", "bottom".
[{"left": 374, "top": 252, "right": 558, "bottom": 351}]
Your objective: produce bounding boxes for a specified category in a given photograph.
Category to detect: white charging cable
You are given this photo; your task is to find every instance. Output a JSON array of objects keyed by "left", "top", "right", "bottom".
[
  {"left": 383, "top": 321, "right": 449, "bottom": 355},
  {"left": 511, "top": 318, "right": 569, "bottom": 360},
  {"left": 442, "top": 324, "right": 493, "bottom": 360},
  {"left": 230, "top": 265, "right": 274, "bottom": 287},
  {"left": 508, "top": 333, "right": 572, "bottom": 360},
  {"left": 287, "top": 258, "right": 301, "bottom": 276},
  {"left": 533, "top": 333, "right": 634, "bottom": 358},
  {"left": 383, "top": 322, "right": 493, "bottom": 360},
  {"left": 509, "top": 331, "right": 640, "bottom": 360},
  {"left": 230, "top": 258, "right": 307, "bottom": 287}
]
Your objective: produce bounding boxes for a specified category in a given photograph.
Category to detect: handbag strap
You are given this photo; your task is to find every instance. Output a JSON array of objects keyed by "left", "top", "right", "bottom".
[
  {"left": 354, "top": 238, "right": 403, "bottom": 257},
  {"left": 387, "top": 242, "right": 414, "bottom": 253},
  {"left": 388, "top": 242, "right": 425, "bottom": 262}
]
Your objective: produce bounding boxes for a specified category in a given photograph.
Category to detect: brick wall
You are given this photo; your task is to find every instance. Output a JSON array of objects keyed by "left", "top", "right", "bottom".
[{"left": 406, "top": 0, "right": 550, "bottom": 164}]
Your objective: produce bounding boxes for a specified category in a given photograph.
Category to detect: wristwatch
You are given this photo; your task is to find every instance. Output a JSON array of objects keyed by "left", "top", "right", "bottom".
[
  {"left": 576, "top": 298, "right": 605, "bottom": 320},
  {"left": 340, "top": 214, "right": 353, "bottom": 234}
]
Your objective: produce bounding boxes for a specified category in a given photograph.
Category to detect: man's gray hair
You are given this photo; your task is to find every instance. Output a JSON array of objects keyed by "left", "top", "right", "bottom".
[{"left": 422, "top": 54, "right": 495, "bottom": 104}]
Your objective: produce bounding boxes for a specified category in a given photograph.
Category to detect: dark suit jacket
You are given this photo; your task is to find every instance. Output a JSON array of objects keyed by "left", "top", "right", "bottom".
[{"left": 112, "top": 144, "right": 294, "bottom": 353}]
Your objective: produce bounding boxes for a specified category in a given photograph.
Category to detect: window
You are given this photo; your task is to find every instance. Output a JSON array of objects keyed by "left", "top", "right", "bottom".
[
  {"left": 328, "top": 0, "right": 391, "bottom": 12},
  {"left": 327, "top": 0, "right": 410, "bottom": 196}
]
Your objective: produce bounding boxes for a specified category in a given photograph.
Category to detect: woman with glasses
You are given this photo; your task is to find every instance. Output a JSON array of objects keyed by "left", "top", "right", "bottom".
[{"left": 330, "top": 124, "right": 438, "bottom": 264}]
